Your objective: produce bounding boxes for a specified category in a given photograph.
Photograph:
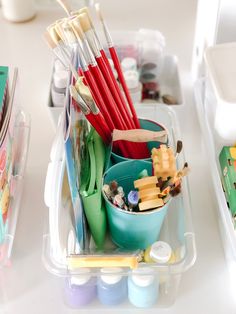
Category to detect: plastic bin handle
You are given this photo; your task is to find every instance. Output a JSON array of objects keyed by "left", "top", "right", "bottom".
[{"left": 112, "top": 129, "right": 167, "bottom": 143}]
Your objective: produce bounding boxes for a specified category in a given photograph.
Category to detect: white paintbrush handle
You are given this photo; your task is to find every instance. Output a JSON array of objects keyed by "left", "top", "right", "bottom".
[{"left": 113, "top": 129, "right": 168, "bottom": 143}]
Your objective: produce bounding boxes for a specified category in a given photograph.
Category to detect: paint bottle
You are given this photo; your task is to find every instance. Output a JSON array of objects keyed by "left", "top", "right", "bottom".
[
  {"left": 1, "top": 0, "right": 36, "bottom": 23},
  {"left": 123, "top": 70, "right": 142, "bottom": 103},
  {"left": 51, "top": 68, "right": 69, "bottom": 107},
  {"left": 64, "top": 269, "right": 97, "bottom": 308},
  {"left": 128, "top": 268, "right": 159, "bottom": 308},
  {"left": 144, "top": 241, "right": 175, "bottom": 285},
  {"left": 121, "top": 57, "right": 137, "bottom": 72},
  {"left": 144, "top": 241, "right": 174, "bottom": 263},
  {"left": 97, "top": 268, "right": 127, "bottom": 305}
]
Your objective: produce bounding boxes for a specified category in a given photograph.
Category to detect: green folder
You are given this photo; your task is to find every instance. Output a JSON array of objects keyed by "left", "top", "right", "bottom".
[{"left": 80, "top": 128, "right": 107, "bottom": 249}]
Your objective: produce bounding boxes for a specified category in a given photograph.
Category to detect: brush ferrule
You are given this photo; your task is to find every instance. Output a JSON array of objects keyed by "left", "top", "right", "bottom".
[
  {"left": 58, "top": 43, "right": 79, "bottom": 80},
  {"left": 82, "top": 37, "right": 97, "bottom": 66},
  {"left": 93, "top": 29, "right": 103, "bottom": 51},
  {"left": 76, "top": 93, "right": 90, "bottom": 115},
  {"left": 76, "top": 42, "right": 89, "bottom": 71},
  {"left": 90, "top": 101, "right": 99, "bottom": 115},
  {"left": 102, "top": 21, "right": 113, "bottom": 48},
  {"left": 84, "top": 29, "right": 101, "bottom": 58}
]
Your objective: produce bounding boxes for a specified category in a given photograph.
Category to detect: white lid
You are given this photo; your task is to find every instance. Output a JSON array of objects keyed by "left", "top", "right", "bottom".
[
  {"left": 100, "top": 267, "right": 123, "bottom": 284},
  {"left": 205, "top": 43, "right": 236, "bottom": 103},
  {"left": 150, "top": 241, "right": 172, "bottom": 263},
  {"left": 71, "top": 268, "right": 91, "bottom": 285},
  {"left": 123, "top": 70, "right": 139, "bottom": 89},
  {"left": 53, "top": 70, "right": 69, "bottom": 89},
  {"left": 121, "top": 57, "right": 137, "bottom": 72},
  {"left": 54, "top": 59, "right": 67, "bottom": 72},
  {"left": 131, "top": 268, "right": 154, "bottom": 287}
]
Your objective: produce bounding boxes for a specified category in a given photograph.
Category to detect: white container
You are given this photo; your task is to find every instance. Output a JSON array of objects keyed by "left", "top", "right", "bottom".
[
  {"left": 194, "top": 78, "right": 236, "bottom": 291},
  {"left": 204, "top": 43, "right": 236, "bottom": 144},
  {"left": 1, "top": 0, "right": 36, "bottom": 23}
]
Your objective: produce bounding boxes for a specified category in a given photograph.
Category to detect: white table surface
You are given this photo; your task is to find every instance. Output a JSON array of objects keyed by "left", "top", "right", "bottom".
[{"left": 0, "top": 1, "right": 236, "bottom": 313}]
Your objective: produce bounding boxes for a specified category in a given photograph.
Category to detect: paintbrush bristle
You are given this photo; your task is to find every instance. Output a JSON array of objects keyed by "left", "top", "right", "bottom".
[
  {"left": 48, "top": 25, "right": 62, "bottom": 45},
  {"left": 69, "top": 16, "right": 84, "bottom": 39},
  {"left": 78, "top": 13, "right": 92, "bottom": 32},
  {"left": 55, "top": 21, "right": 67, "bottom": 43},
  {"left": 62, "top": 20, "right": 77, "bottom": 44},
  {"left": 79, "top": 7, "right": 94, "bottom": 26},
  {"left": 43, "top": 31, "right": 57, "bottom": 49},
  {"left": 95, "top": 3, "right": 103, "bottom": 22}
]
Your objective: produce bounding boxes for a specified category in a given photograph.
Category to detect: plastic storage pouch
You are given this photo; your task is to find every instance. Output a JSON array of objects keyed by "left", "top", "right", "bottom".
[{"left": 103, "top": 160, "right": 170, "bottom": 249}]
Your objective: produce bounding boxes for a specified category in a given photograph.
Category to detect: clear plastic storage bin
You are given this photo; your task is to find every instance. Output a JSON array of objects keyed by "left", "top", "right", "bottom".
[
  {"left": 194, "top": 78, "right": 236, "bottom": 285},
  {"left": 43, "top": 104, "right": 196, "bottom": 309},
  {"left": 0, "top": 110, "right": 30, "bottom": 267},
  {"left": 0, "top": 68, "right": 30, "bottom": 267}
]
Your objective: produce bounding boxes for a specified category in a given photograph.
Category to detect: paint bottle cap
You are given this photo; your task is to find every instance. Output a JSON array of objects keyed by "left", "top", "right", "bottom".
[
  {"left": 150, "top": 241, "right": 172, "bottom": 263},
  {"left": 70, "top": 268, "right": 92, "bottom": 286},
  {"left": 101, "top": 267, "right": 123, "bottom": 284},
  {"left": 121, "top": 57, "right": 137, "bottom": 72},
  {"left": 53, "top": 70, "right": 70, "bottom": 89},
  {"left": 123, "top": 70, "right": 139, "bottom": 89},
  {"left": 54, "top": 59, "right": 67, "bottom": 72},
  {"left": 131, "top": 268, "right": 155, "bottom": 287}
]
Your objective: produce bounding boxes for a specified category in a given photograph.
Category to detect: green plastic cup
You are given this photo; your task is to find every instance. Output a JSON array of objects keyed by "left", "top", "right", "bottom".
[
  {"left": 111, "top": 119, "right": 167, "bottom": 164},
  {"left": 103, "top": 160, "right": 170, "bottom": 250}
]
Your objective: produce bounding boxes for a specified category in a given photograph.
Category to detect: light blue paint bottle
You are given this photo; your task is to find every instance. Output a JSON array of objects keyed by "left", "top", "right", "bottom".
[
  {"left": 97, "top": 268, "right": 127, "bottom": 306},
  {"left": 128, "top": 268, "right": 159, "bottom": 308}
]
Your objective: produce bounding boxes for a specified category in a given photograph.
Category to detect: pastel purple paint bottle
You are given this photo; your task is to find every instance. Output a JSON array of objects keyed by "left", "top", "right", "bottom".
[
  {"left": 64, "top": 268, "right": 97, "bottom": 308},
  {"left": 97, "top": 268, "right": 127, "bottom": 306}
]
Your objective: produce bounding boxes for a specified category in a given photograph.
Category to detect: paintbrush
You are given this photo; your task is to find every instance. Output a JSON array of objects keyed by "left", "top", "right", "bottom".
[
  {"left": 78, "top": 13, "right": 148, "bottom": 158},
  {"left": 77, "top": 12, "right": 138, "bottom": 130},
  {"left": 43, "top": 31, "right": 68, "bottom": 69},
  {"left": 70, "top": 85, "right": 110, "bottom": 144},
  {"left": 175, "top": 140, "right": 183, "bottom": 158},
  {"left": 95, "top": 3, "right": 140, "bottom": 129},
  {"left": 47, "top": 25, "right": 79, "bottom": 80},
  {"left": 56, "top": 0, "right": 72, "bottom": 16}
]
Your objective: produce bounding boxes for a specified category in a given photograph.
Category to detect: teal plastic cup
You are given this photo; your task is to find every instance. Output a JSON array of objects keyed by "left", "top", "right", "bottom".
[
  {"left": 111, "top": 119, "right": 167, "bottom": 164},
  {"left": 103, "top": 160, "right": 170, "bottom": 250}
]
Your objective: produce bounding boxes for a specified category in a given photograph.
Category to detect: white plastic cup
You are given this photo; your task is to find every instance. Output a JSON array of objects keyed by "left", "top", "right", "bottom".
[{"left": 1, "top": 0, "right": 36, "bottom": 23}]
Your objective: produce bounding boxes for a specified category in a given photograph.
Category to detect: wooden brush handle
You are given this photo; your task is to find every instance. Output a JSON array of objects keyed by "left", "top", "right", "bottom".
[{"left": 113, "top": 129, "right": 167, "bottom": 143}]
